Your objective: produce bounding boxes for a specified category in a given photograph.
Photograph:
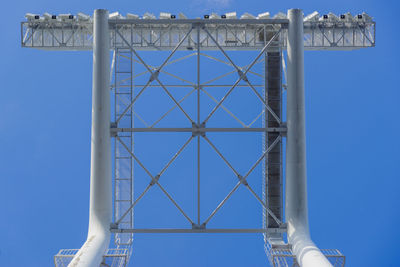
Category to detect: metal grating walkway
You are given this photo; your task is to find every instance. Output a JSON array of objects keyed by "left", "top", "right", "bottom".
[
  {"left": 264, "top": 51, "right": 283, "bottom": 230},
  {"left": 54, "top": 249, "right": 129, "bottom": 267}
]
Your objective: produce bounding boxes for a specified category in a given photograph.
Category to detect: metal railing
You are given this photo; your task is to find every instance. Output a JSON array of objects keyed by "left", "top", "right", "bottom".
[
  {"left": 54, "top": 248, "right": 130, "bottom": 267},
  {"left": 266, "top": 247, "right": 345, "bottom": 267}
]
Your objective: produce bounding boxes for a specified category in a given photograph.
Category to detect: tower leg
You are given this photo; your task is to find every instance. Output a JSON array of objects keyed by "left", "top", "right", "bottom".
[
  {"left": 69, "top": 9, "right": 111, "bottom": 267},
  {"left": 285, "top": 8, "right": 332, "bottom": 267}
]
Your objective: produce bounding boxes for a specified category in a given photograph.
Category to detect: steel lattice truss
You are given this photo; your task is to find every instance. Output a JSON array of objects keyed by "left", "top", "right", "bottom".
[
  {"left": 22, "top": 13, "right": 373, "bottom": 266},
  {"left": 21, "top": 18, "right": 375, "bottom": 51},
  {"left": 110, "top": 24, "right": 286, "bottom": 238}
]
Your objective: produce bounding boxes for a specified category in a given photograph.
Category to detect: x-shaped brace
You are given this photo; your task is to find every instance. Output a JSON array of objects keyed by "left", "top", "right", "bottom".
[
  {"left": 115, "top": 135, "right": 195, "bottom": 226},
  {"left": 115, "top": 27, "right": 195, "bottom": 125},
  {"left": 201, "top": 135, "right": 283, "bottom": 226},
  {"left": 201, "top": 27, "right": 282, "bottom": 125}
]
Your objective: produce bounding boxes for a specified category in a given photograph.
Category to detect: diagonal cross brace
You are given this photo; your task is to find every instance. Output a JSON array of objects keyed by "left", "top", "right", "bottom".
[
  {"left": 115, "top": 27, "right": 194, "bottom": 124},
  {"left": 115, "top": 135, "right": 194, "bottom": 225},
  {"left": 150, "top": 88, "right": 196, "bottom": 128},
  {"left": 201, "top": 28, "right": 282, "bottom": 125},
  {"left": 202, "top": 135, "right": 282, "bottom": 226},
  {"left": 202, "top": 27, "right": 282, "bottom": 124}
]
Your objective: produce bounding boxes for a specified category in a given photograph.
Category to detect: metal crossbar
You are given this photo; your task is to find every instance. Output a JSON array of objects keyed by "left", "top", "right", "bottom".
[
  {"left": 112, "top": 228, "right": 286, "bottom": 234},
  {"left": 110, "top": 23, "right": 288, "bottom": 236}
]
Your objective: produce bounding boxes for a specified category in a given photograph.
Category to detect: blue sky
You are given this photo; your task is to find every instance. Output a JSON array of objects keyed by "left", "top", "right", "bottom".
[{"left": 1, "top": 0, "right": 399, "bottom": 266}]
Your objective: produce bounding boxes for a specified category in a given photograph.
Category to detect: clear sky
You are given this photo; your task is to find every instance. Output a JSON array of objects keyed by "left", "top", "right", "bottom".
[{"left": 1, "top": 0, "right": 399, "bottom": 266}]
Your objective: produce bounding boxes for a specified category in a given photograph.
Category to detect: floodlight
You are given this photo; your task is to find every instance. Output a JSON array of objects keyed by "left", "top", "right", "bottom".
[
  {"left": 43, "top": 12, "right": 52, "bottom": 20},
  {"left": 25, "top": 13, "right": 40, "bottom": 20},
  {"left": 240, "top": 12, "right": 256, "bottom": 19},
  {"left": 354, "top": 13, "right": 372, "bottom": 22},
  {"left": 257, "top": 12, "right": 270, "bottom": 19},
  {"left": 25, "top": 13, "right": 35, "bottom": 20},
  {"left": 109, "top": 11, "right": 119, "bottom": 19},
  {"left": 339, "top": 13, "right": 354, "bottom": 26},
  {"left": 361, "top": 12, "right": 372, "bottom": 22},
  {"left": 210, "top": 13, "right": 219, "bottom": 19},
  {"left": 126, "top": 13, "right": 139, "bottom": 19},
  {"left": 320, "top": 14, "right": 328, "bottom": 21},
  {"left": 327, "top": 13, "right": 339, "bottom": 22},
  {"left": 143, "top": 12, "right": 156, "bottom": 19},
  {"left": 273, "top": 12, "right": 286, "bottom": 19},
  {"left": 304, "top": 11, "right": 319, "bottom": 22},
  {"left": 178, "top": 13, "right": 187, "bottom": 19},
  {"left": 59, "top": 14, "right": 73, "bottom": 20},
  {"left": 226, "top": 12, "right": 236, "bottom": 19},
  {"left": 340, "top": 12, "right": 354, "bottom": 22},
  {"left": 159, "top": 12, "right": 171, "bottom": 19},
  {"left": 77, "top": 12, "right": 90, "bottom": 21},
  {"left": 109, "top": 12, "right": 124, "bottom": 19}
]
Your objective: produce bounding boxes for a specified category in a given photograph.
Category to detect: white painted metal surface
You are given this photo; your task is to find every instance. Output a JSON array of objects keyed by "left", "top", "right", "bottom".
[
  {"left": 285, "top": 9, "right": 331, "bottom": 267},
  {"left": 68, "top": 9, "right": 112, "bottom": 267},
  {"left": 21, "top": 8, "right": 376, "bottom": 267}
]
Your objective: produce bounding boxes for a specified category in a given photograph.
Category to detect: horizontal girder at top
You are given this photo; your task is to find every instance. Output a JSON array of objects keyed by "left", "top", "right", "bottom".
[{"left": 21, "top": 18, "right": 375, "bottom": 51}]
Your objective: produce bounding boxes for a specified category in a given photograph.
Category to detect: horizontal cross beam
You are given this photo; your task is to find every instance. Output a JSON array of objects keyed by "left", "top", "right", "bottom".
[
  {"left": 109, "top": 18, "right": 289, "bottom": 25},
  {"left": 111, "top": 127, "right": 287, "bottom": 134},
  {"left": 110, "top": 228, "right": 287, "bottom": 234},
  {"left": 21, "top": 19, "right": 375, "bottom": 51}
]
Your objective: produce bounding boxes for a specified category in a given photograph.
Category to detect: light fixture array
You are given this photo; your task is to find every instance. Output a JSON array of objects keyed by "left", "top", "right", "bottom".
[{"left": 24, "top": 11, "right": 373, "bottom": 23}]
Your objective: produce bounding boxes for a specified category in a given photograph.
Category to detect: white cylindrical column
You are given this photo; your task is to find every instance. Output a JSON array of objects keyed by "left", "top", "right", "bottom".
[
  {"left": 285, "top": 9, "right": 332, "bottom": 267},
  {"left": 69, "top": 9, "right": 111, "bottom": 267}
]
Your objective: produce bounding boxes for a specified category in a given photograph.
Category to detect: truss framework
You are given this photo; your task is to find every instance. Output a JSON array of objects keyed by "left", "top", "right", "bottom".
[
  {"left": 19, "top": 12, "right": 368, "bottom": 266},
  {"left": 111, "top": 24, "right": 286, "bottom": 238},
  {"left": 21, "top": 19, "right": 375, "bottom": 51}
]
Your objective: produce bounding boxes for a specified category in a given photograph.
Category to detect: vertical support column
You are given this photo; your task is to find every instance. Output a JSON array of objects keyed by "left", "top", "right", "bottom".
[
  {"left": 285, "top": 9, "right": 332, "bottom": 267},
  {"left": 196, "top": 25, "right": 201, "bottom": 227},
  {"left": 69, "top": 9, "right": 111, "bottom": 267}
]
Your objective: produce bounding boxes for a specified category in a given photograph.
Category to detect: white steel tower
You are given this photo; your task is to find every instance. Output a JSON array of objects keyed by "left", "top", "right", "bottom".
[{"left": 21, "top": 8, "right": 375, "bottom": 267}]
